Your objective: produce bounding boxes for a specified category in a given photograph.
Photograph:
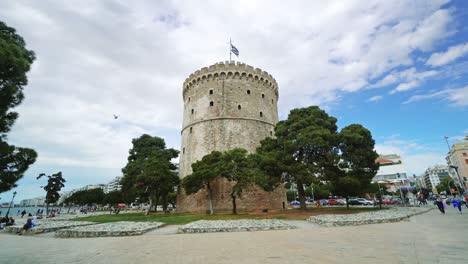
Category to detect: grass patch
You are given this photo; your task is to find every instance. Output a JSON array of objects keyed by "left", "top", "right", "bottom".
[{"left": 72, "top": 207, "right": 386, "bottom": 225}]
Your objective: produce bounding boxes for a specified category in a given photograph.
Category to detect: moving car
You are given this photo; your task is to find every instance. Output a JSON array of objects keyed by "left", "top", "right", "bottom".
[
  {"left": 327, "top": 199, "right": 345, "bottom": 205},
  {"left": 356, "top": 198, "right": 373, "bottom": 205}
]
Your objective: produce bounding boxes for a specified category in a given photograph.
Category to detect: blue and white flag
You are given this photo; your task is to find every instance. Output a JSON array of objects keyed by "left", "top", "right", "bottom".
[{"left": 231, "top": 44, "right": 239, "bottom": 56}]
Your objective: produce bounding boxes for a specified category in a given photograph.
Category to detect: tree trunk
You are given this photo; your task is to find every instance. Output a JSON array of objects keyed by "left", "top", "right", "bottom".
[
  {"left": 162, "top": 192, "right": 168, "bottom": 214},
  {"left": 146, "top": 196, "right": 153, "bottom": 216},
  {"left": 297, "top": 180, "right": 307, "bottom": 210},
  {"left": 231, "top": 192, "right": 237, "bottom": 215},
  {"left": 346, "top": 196, "right": 349, "bottom": 210},
  {"left": 46, "top": 202, "right": 49, "bottom": 218},
  {"left": 207, "top": 183, "right": 214, "bottom": 215},
  {"left": 67, "top": 204, "right": 72, "bottom": 214},
  {"left": 154, "top": 195, "right": 160, "bottom": 213}
]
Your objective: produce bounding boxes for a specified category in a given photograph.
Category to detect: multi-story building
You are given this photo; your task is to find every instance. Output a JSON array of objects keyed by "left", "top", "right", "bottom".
[
  {"left": 422, "top": 166, "right": 449, "bottom": 193},
  {"left": 446, "top": 141, "right": 468, "bottom": 190},
  {"left": 19, "top": 197, "right": 46, "bottom": 207},
  {"left": 103, "top": 176, "right": 122, "bottom": 194}
]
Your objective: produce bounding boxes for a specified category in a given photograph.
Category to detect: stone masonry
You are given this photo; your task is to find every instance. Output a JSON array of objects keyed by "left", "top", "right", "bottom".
[{"left": 177, "top": 61, "right": 286, "bottom": 213}]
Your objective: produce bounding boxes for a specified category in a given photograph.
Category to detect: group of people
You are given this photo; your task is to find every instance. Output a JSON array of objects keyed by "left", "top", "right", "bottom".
[
  {"left": 434, "top": 195, "right": 468, "bottom": 214},
  {"left": 0, "top": 216, "right": 15, "bottom": 230}
]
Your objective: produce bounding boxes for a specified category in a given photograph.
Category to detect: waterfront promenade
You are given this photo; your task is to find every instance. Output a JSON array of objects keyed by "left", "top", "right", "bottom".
[{"left": 0, "top": 209, "right": 466, "bottom": 264}]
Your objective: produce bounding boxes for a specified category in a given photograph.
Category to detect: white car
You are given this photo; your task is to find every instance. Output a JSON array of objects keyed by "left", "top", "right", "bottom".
[{"left": 356, "top": 198, "right": 373, "bottom": 205}]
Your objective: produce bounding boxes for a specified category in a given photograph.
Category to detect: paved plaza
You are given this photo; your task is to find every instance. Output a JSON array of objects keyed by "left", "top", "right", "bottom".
[{"left": 1, "top": 209, "right": 467, "bottom": 264}]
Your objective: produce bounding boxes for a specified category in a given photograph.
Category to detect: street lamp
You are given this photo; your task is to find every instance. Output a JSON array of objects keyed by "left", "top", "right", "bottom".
[{"left": 5, "top": 191, "right": 17, "bottom": 218}]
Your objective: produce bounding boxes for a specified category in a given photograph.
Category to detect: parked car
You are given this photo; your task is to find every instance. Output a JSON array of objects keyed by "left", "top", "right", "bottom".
[
  {"left": 347, "top": 199, "right": 364, "bottom": 205},
  {"left": 356, "top": 198, "right": 373, "bottom": 205},
  {"left": 290, "top": 200, "right": 300, "bottom": 206},
  {"left": 320, "top": 199, "right": 328, "bottom": 206},
  {"left": 327, "top": 199, "right": 346, "bottom": 205}
]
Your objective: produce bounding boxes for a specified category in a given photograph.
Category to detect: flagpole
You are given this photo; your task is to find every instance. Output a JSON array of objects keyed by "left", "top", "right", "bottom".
[{"left": 229, "top": 38, "right": 232, "bottom": 62}]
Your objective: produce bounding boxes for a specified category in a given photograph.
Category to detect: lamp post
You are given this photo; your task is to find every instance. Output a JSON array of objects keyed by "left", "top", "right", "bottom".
[{"left": 5, "top": 191, "right": 17, "bottom": 218}]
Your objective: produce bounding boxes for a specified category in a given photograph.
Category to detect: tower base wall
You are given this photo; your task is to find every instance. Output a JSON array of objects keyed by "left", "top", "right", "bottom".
[{"left": 177, "top": 178, "right": 286, "bottom": 213}]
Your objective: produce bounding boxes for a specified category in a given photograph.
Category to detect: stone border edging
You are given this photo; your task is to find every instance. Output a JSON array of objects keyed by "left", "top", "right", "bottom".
[
  {"left": 178, "top": 219, "right": 296, "bottom": 233},
  {"left": 55, "top": 221, "right": 165, "bottom": 238},
  {"left": 308, "top": 207, "right": 433, "bottom": 227}
]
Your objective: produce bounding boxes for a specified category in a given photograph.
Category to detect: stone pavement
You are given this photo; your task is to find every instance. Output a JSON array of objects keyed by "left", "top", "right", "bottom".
[{"left": 0, "top": 208, "right": 467, "bottom": 264}]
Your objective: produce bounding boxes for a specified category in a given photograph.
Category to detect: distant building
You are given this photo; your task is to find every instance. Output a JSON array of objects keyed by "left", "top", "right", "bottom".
[
  {"left": 103, "top": 176, "right": 122, "bottom": 194},
  {"left": 423, "top": 165, "right": 449, "bottom": 193},
  {"left": 19, "top": 197, "right": 46, "bottom": 207},
  {"left": 446, "top": 141, "right": 468, "bottom": 190},
  {"left": 372, "top": 154, "right": 410, "bottom": 193}
]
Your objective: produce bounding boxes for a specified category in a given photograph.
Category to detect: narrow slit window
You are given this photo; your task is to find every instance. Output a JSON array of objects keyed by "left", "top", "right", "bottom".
[
  {"left": 188, "top": 97, "right": 191, "bottom": 102},
  {"left": 247, "top": 90, "right": 251, "bottom": 95},
  {"left": 262, "top": 93, "right": 265, "bottom": 98},
  {"left": 260, "top": 112, "right": 263, "bottom": 117},
  {"left": 210, "top": 101, "right": 214, "bottom": 106},
  {"left": 270, "top": 131, "right": 273, "bottom": 136},
  {"left": 183, "top": 148, "right": 185, "bottom": 154},
  {"left": 271, "top": 99, "right": 274, "bottom": 104},
  {"left": 191, "top": 109, "right": 194, "bottom": 114},
  {"left": 190, "top": 127, "right": 192, "bottom": 133},
  {"left": 238, "top": 105, "right": 241, "bottom": 110},
  {"left": 209, "top": 89, "right": 213, "bottom": 94}
]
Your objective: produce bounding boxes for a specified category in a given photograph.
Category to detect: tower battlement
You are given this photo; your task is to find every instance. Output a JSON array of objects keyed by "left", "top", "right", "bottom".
[{"left": 183, "top": 61, "right": 278, "bottom": 99}]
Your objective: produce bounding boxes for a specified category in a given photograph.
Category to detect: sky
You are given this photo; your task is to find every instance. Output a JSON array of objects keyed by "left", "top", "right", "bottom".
[{"left": 1, "top": 0, "right": 467, "bottom": 202}]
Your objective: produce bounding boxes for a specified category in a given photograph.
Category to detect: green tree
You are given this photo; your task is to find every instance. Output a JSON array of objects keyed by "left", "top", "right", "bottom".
[
  {"left": 220, "top": 148, "right": 263, "bottom": 214},
  {"left": 332, "top": 124, "right": 379, "bottom": 208},
  {"left": 121, "top": 134, "right": 179, "bottom": 215},
  {"left": 0, "top": 21, "right": 37, "bottom": 193},
  {"left": 103, "top": 190, "right": 124, "bottom": 206},
  {"left": 36, "top": 172, "right": 66, "bottom": 215},
  {"left": 183, "top": 151, "right": 224, "bottom": 215},
  {"left": 436, "top": 177, "right": 456, "bottom": 194},
  {"left": 257, "top": 106, "right": 339, "bottom": 209}
]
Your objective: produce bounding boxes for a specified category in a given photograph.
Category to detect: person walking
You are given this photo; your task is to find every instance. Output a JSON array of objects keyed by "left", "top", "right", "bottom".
[
  {"left": 452, "top": 196, "right": 463, "bottom": 214},
  {"left": 435, "top": 196, "right": 445, "bottom": 214},
  {"left": 21, "top": 210, "right": 26, "bottom": 218}
]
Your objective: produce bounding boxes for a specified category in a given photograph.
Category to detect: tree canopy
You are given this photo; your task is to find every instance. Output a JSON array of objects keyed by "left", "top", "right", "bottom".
[
  {"left": 256, "top": 106, "right": 378, "bottom": 209},
  {"left": 37, "top": 172, "right": 66, "bottom": 215},
  {"left": 257, "top": 106, "right": 339, "bottom": 209},
  {"left": 121, "top": 134, "right": 179, "bottom": 215},
  {"left": 0, "top": 21, "right": 37, "bottom": 193}
]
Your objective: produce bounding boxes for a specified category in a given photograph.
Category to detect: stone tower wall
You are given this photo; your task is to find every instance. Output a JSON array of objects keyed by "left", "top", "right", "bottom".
[{"left": 178, "top": 61, "right": 285, "bottom": 212}]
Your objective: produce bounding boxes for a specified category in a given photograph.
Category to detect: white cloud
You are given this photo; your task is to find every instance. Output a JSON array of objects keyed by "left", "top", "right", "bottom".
[
  {"left": 0, "top": 0, "right": 457, "bottom": 174},
  {"left": 426, "top": 42, "right": 468, "bottom": 66},
  {"left": 403, "top": 86, "right": 468, "bottom": 107},
  {"left": 387, "top": 68, "right": 439, "bottom": 93},
  {"left": 368, "top": 95, "right": 383, "bottom": 102}
]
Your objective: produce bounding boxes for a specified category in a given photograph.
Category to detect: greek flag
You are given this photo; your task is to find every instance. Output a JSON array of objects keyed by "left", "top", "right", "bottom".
[{"left": 231, "top": 44, "right": 239, "bottom": 56}]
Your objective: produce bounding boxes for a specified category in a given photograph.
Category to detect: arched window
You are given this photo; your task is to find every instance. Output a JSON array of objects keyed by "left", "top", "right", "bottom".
[
  {"left": 209, "top": 89, "right": 213, "bottom": 95},
  {"left": 262, "top": 93, "right": 265, "bottom": 98},
  {"left": 210, "top": 101, "right": 214, "bottom": 106},
  {"left": 260, "top": 112, "right": 263, "bottom": 117},
  {"left": 247, "top": 90, "right": 251, "bottom": 95},
  {"left": 238, "top": 105, "right": 241, "bottom": 110},
  {"left": 188, "top": 97, "right": 191, "bottom": 102}
]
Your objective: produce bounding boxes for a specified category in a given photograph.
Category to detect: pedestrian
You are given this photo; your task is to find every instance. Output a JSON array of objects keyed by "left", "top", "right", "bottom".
[
  {"left": 452, "top": 197, "right": 463, "bottom": 214},
  {"left": 16, "top": 210, "right": 20, "bottom": 216},
  {"left": 21, "top": 210, "right": 26, "bottom": 218},
  {"left": 435, "top": 196, "right": 445, "bottom": 214}
]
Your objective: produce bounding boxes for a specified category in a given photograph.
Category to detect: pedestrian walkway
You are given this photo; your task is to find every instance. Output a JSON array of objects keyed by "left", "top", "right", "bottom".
[{"left": 0, "top": 209, "right": 466, "bottom": 263}]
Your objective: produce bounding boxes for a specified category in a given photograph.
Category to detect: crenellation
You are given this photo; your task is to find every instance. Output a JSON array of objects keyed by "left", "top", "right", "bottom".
[{"left": 183, "top": 61, "right": 279, "bottom": 99}]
